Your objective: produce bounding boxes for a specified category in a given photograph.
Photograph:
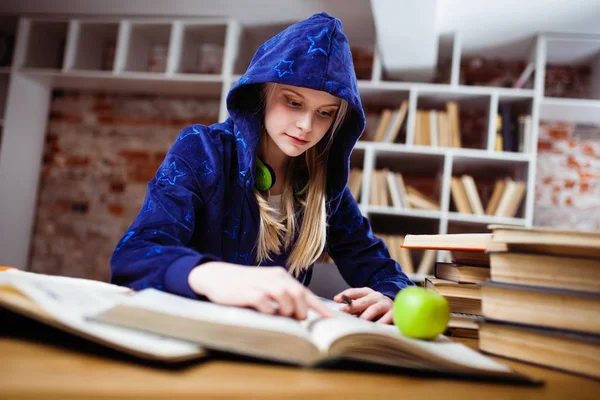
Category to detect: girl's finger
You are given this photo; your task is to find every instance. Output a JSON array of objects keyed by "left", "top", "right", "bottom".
[
  {"left": 247, "top": 291, "right": 278, "bottom": 315},
  {"left": 345, "top": 292, "right": 379, "bottom": 314},
  {"left": 289, "top": 286, "right": 309, "bottom": 320},
  {"left": 268, "top": 287, "right": 295, "bottom": 317},
  {"left": 359, "top": 302, "right": 387, "bottom": 321},
  {"left": 333, "top": 287, "right": 372, "bottom": 303},
  {"left": 306, "top": 292, "right": 335, "bottom": 318},
  {"left": 376, "top": 309, "right": 394, "bottom": 324}
]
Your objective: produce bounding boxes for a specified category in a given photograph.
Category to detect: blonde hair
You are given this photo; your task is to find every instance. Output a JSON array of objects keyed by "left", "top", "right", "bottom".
[{"left": 254, "top": 83, "right": 349, "bottom": 276}]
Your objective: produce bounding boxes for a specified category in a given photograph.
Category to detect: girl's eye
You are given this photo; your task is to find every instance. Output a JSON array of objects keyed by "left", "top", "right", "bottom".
[
  {"left": 318, "top": 110, "right": 334, "bottom": 118},
  {"left": 286, "top": 98, "right": 302, "bottom": 108}
]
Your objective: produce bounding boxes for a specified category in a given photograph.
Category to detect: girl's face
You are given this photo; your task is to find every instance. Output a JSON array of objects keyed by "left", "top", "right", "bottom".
[{"left": 264, "top": 84, "right": 341, "bottom": 158}]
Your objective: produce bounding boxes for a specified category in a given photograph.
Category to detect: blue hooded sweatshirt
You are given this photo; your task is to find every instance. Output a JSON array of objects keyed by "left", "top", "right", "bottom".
[{"left": 110, "top": 12, "right": 413, "bottom": 300}]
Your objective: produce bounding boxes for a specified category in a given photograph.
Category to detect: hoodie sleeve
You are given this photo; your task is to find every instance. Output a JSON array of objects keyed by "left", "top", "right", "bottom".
[
  {"left": 110, "top": 124, "right": 223, "bottom": 299},
  {"left": 326, "top": 188, "right": 415, "bottom": 299}
]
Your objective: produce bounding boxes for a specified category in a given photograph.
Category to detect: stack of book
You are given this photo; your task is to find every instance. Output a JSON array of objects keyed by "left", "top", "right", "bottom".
[
  {"left": 403, "top": 226, "right": 600, "bottom": 379},
  {"left": 403, "top": 233, "right": 491, "bottom": 338},
  {"left": 481, "top": 225, "right": 600, "bottom": 380}
]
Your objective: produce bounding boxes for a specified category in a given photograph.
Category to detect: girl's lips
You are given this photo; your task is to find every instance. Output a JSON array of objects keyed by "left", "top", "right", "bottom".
[{"left": 285, "top": 133, "right": 309, "bottom": 145}]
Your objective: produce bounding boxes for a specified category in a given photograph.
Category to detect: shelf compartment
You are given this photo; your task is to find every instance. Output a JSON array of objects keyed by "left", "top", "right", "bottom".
[
  {"left": 459, "top": 36, "right": 537, "bottom": 89},
  {"left": 176, "top": 23, "right": 227, "bottom": 74},
  {"left": 23, "top": 21, "right": 69, "bottom": 70},
  {"left": 545, "top": 35, "right": 600, "bottom": 101},
  {"left": 493, "top": 96, "right": 534, "bottom": 154},
  {"left": 370, "top": 150, "right": 444, "bottom": 212},
  {"left": 415, "top": 90, "right": 491, "bottom": 151},
  {"left": 361, "top": 87, "right": 410, "bottom": 144},
  {"left": 124, "top": 23, "right": 172, "bottom": 73},
  {"left": 450, "top": 156, "right": 529, "bottom": 219},
  {"left": 369, "top": 213, "right": 440, "bottom": 275},
  {"left": 72, "top": 22, "right": 119, "bottom": 71}
]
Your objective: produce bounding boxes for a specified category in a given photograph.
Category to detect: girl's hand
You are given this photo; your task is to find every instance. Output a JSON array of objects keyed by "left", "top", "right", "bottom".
[
  {"left": 188, "top": 262, "right": 334, "bottom": 320},
  {"left": 333, "top": 287, "right": 394, "bottom": 324}
]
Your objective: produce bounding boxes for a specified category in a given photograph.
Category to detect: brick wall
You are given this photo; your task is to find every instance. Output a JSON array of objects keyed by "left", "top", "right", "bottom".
[
  {"left": 535, "top": 121, "right": 600, "bottom": 231},
  {"left": 28, "top": 91, "right": 219, "bottom": 280}
]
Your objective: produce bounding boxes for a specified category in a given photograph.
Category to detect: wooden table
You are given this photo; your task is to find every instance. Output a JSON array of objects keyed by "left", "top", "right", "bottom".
[{"left": 2, "top": 329, "right": 599, "bottom": 400}]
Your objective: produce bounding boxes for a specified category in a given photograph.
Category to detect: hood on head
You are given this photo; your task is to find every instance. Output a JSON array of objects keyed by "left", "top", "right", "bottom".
[{"left": 226, "top": 12, "right": 366, "bottom": 198}]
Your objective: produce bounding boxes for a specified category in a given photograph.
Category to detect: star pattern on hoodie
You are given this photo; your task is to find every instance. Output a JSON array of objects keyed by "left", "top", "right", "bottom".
[
  {"left": 198, "top": 160, "right": 214, "bottom": 178},
  {"left": 178, "top": 124, "right": 203, "bottom": 140},
  {"left": 157, "top": 161, "right": 185, "bottom": 185},
  {"left": 273, "top": 59, "right": 294, "bottom": 78},
  {"left": 307, "top": 27, "right": 331, "bottom": 56}
]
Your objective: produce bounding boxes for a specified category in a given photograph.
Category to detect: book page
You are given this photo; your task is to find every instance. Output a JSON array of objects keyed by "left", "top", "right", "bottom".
[
  {"left": 0, "top": 272, "right": 205, "bottom": 360},
  {"left": 306, "top": 316, "right": 512, "bottom": 373},
  {"left": 103, "top": 288, "right": 314, "bottom": 342}
]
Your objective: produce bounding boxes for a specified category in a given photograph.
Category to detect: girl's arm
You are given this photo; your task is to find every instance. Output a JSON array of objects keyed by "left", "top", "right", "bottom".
[
  {"left": 110, "top": 125, "right": 222, "bottom": 299},
  {"left": 326, "top": 187, "right": 415, "bottom": 300}
]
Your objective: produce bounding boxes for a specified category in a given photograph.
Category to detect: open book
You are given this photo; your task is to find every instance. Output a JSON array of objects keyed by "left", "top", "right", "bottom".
[
  {"left": 0, "top": 270, "right": 206, "bottom": 362},
  {"left": 91, "top": 288, "right": 532, "bottom": 381}
]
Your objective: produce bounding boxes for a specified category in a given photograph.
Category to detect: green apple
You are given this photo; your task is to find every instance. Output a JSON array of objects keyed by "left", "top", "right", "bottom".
[{"left": 393, "top": 287, "right": 450, "bottom": 340}]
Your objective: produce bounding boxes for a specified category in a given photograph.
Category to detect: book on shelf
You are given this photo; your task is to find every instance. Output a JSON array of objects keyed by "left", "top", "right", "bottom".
[
  {"left": 89, "top": 287, "right": 533, "bottom": 381},
  {"left": 460, "top": 175, "right": 485, "bottom": 215},
  {"left": 383, "top": 100, "right": 408, "bottom": 143},
  {"left": 385, "top": 170, "right": 404, "bottom": 209},
  {"left": 450, "top": 176, "right": 473, "bottom": 214},
  {"left": 372, "top": 108, "right": 393, "bottom": 142},
  {"left": 424, "top": 278, "right": 482, "bottom": 315},
  {"left": 493, "top": 180, "right": 526, "bottom": 218},
  {"left": 489, "top": 251, "right": 600, "bottom": 293},
  {"left": 446, "top": 101, "right": 462, "bottom": 148},
  {"left": 518, "top": 115, "right": 532, "bottom": 153},
  {"left": 479, "top": 319, "right": 600, "bottom": 380},
  {"left": 434, "top": 262, "right": 491, "bottom": 284},
  {"left": 512, "top": 62, "right": 535, "bottom": 89},
  {"left": 485, "top": 179, "right": 507, "bottom": 215},
  {"left": 437, "top": 111, "right": 451, "bottom": 147},
  {"left": 429, "top": 110, "right": 439, "bottom": 147},
  {"left": 481, "top": 281, "right": 600, "bottom": 335},
  {"left": 405, "top": 186, "right": 440, "bottom": 210},
  {"left": 495, "top": 115, "right": 503, "bottom": 152},
  {"left": 416, "top": 249, "right": 437, "bottom": 275},
  {"left": 0, "top": 270, "right": 207, "bottom": 362}
]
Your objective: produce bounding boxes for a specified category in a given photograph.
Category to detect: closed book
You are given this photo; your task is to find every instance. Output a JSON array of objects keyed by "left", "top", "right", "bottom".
[
  {"left": 490, "top": 224, "right": 600, "bottom": 259},
  {"left": 479, "top": 319, "right": 600, "bottom": 380},
  {"left": 489, "top": 251, "right": 600, "bottom": 293},
  {"left": 434, "top": 262, "right": 491, "bottom": 284},
  {"left": 425, "top": 278, "right": 482, "bottom": 315},
  {"left": 481, "top": 281, "right": 600, "bottom": 335}
]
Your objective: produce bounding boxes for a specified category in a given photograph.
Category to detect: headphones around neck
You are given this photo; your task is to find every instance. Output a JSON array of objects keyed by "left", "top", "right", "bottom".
[
  {"left": 255, "top": 158, "right": 276, "bottom": 191},
  {"left": 254, "top": 158, "right": 309, "bottom": 195}
]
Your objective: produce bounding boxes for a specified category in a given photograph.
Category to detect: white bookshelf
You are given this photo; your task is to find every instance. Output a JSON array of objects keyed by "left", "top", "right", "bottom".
[{"left": 0, "top": 15, "right": 599, "bottom": 270}]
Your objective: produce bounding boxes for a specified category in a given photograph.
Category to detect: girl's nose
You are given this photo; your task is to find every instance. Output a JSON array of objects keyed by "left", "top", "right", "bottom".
[{"left": 296, "top": 112, "right": 313, "bottom": 133}]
